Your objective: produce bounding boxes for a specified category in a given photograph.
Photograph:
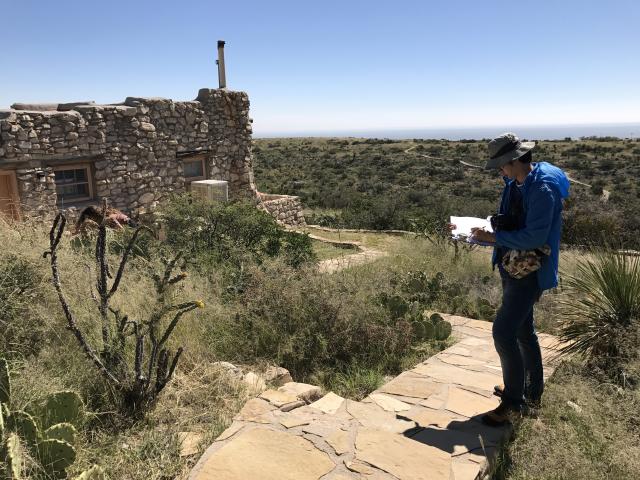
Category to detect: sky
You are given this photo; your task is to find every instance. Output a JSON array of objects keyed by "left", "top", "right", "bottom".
[{"left": 1, "top": 0, "right": 639, "bottom": 135}]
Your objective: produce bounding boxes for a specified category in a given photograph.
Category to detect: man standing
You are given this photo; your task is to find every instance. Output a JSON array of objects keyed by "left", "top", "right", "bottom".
[{"left": 470, "top": 132, "right": 570, "bottom": 426}]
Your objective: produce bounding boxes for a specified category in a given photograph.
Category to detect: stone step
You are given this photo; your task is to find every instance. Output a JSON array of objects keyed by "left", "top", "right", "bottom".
[{"left": 189, "top": 315, "right": 562, "bottom": 480}]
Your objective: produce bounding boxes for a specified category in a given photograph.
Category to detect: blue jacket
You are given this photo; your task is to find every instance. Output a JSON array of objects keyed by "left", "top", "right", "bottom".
[{"left": 493, "top": 162, "right": 570, "bottom": 290}]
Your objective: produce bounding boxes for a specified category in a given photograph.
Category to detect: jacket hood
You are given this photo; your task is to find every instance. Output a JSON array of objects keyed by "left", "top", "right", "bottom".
[{"left": 526, "top": 162, "right": 570, "bottom": 199}]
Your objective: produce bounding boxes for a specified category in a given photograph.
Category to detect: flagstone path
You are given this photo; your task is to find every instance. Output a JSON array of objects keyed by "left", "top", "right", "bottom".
[
  {"left": 318, "top": 244, "right": 387, "bottom": 273},
  {"left": 188, "top": 314, "right": 564, "bottom": 480},
  {"left": 293, "top": 229, "right": 388, "bottom": 274}
]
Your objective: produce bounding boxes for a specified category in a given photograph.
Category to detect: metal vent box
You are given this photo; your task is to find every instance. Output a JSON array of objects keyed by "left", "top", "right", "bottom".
[{"left": 190, "top": 180, "right": 229, "bottom": 202}]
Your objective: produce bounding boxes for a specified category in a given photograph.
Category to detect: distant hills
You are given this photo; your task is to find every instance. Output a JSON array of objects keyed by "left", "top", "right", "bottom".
[{"left": 255, "top": 123, "right": 640, "bottom": 140}]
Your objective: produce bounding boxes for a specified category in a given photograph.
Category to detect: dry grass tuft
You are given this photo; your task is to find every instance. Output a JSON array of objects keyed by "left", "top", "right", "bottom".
[{"left": 73, "top": 364, "right": 250, "bottom": 479}]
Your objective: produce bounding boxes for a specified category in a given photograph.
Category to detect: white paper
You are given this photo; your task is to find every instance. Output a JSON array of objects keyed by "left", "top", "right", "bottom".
[{"left": 450, "top": 216, "right": 493, "bottom": 241}]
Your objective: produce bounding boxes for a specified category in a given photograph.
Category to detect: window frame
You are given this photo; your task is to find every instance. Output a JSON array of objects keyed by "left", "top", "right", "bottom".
[
  {"left": 182, "top": 156, "right": 208, "bottom": 183},
  {"left": 52, "top": 163, "right": 94, "bottom": 204}
]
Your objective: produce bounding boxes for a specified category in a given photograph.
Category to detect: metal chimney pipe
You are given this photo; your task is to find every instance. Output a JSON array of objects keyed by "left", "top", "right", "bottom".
[{"left": 216, "top": 40, "right": 227, "bottom": 89}]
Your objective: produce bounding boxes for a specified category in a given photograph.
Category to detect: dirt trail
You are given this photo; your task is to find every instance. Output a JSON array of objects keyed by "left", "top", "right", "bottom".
[
  {"left": 317, "top": 245, "right": 387, "bottom": 273},
  {"left": 404, "top": 144, "right": 483, "bottom": 169}
]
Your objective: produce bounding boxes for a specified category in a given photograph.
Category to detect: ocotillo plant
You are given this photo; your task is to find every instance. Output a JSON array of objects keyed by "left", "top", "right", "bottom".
[{"left": 44, "top": 200, "right": 203, "bottom": 415}]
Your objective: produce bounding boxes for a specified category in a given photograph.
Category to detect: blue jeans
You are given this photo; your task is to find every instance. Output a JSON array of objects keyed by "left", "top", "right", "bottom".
[{"left": 493, "top": 270, "right": 544, "bottom": 408}]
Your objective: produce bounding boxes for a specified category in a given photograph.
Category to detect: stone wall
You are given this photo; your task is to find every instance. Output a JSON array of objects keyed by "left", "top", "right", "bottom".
[
  {"left": 0, "top": 88, "right": 257, "bottom": 218},
  {"left": 14, "top": 167, "right": 58, "bottom": 217},
  {"left": 258, "top": 193, "right": 306, "bottom": 227}
]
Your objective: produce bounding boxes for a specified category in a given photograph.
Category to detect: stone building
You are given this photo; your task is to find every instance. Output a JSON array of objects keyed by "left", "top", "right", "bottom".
[{"left": 0, "top": 88, "right": 305, "bottom": 226}]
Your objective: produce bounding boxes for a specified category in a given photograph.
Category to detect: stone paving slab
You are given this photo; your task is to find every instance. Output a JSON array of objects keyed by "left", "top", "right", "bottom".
[
  {"left": 189, "top": 315, "right": 560, "bottom": 480},
  {"left": 190, "top": 428, "right": 335, "bottom": 480}
]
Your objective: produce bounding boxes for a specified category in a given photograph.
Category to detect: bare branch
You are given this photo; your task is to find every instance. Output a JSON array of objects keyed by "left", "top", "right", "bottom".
[
  {"left": 158, "top": 303, "right": 198, "bottom": 347},
  {"left": 157, "top": 253, "right": 183, "bottom": 294},
  {"left": 95, "top": 220, "right": 110, "bottom": 348},
  {"left": 116, "top": 313, "right": 130, "bottom": 333},
  {"left": 108, "top": 225, "right": 152, "bottom": 298},
  {"left": 145, "top": 326, "right": 159, "bottom": 393},
  {"left": 156, "top": 347, "right": 183, "bottom": 394},
  {"left": 43, "top": 214, "right": 66, "bottom": 258},
  {"left": 134, "top": 330, "right": 144, "bottom": 382},
  {"left": 84, "top": 263, "right": 100, "bottom": 307},
  {"left": 45, "top": 214, "right": 120, "bottom": 385},
  {"left": 155, "top": 348, "right": 169, "bottom": 393},
  {"left": 167, "top": 347, "right": 183, "bottom": 381}
]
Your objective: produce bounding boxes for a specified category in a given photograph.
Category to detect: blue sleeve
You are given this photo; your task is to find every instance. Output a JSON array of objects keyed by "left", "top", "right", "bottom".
[{"left": 495, "top": 183, "right": 555, "bottom": 250}]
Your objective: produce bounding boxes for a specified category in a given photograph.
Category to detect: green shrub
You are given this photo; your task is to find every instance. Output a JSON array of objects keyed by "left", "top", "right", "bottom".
[
  {"left": 280, "top": 231, "right": 316, "bottom": 268},
  {"left": 563, "top": 199, "right": 624, "bottom": 247},
  {"left": 563, "top": 198, "right": 640, "bottom": 250},
  {"left": 341, "top": 196, "right": 407, "bottom": 230},
  {"left": 159, "top": 195, "right": 315, "bottom": 270},
  {"left": 313, "top": 365, "right": 385, "bottom": 400},
  {"left": 216, "top": 262, "right": 414, "bottom": 380},
  {"left": 305, "top": 210, "right": 343, "bottom": 228},
  {"left": 558, "top": 251, "right": 640, "bottom": 384}
]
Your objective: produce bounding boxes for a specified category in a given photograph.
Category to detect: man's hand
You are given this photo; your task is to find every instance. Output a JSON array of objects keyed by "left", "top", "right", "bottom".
[{"left": 470, "top": 227, "right": 496, "bottom": 244}]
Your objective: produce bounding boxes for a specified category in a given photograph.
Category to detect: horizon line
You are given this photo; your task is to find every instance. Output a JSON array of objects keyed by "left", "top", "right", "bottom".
[
  {"left": 253, "top": 122, "right": 640, "bottom": 140},
  {"left": 254, "top": 120, "right": 640, "bottom": 133}
]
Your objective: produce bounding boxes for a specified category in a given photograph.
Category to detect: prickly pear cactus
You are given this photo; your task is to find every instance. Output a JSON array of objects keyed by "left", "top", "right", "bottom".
[
  {"left": 384, "top": 294, "right": 410, "bottom": 318},
  {"left": 1, "top": 403, "right": 9, "bottom": 442},
  {"left": 410, "top": 319, "right": 425, "bottom": 343},
  {"left": 44, "top": 423, "right": 77, "bottom": 444},
  {"left": 411, "top": 319, "right": 425, "bottom": 340},
  {"left": 0, "top": 362, "right": 86, "bottom": 478},
  {"left": 0, "top": 398, "right": 5, "bottom": 439},
  {"left": 411, "top": 313, "right": 453, "bottom": 343},
  {"left": 476, "top": 297, "right": 496, "bottom": 320},
  {"left": 37, "top": 438, "right": 77, "bottom": 477},
  {"left": 434, "top": 319, "right": 452, "bottom": 341},
  {"left": 5, "top": 433, "right": 23, "bottom": 479},
  {"left": 0, "top": 358, "right": 10, "bottom": 405},
  {"left": 429, "top": 313, "right": 452, "bottom": 341},
  {"left": 42, "top": 391, "right": 85, "bottom": 429},
  {"left": 422, "top": 319, "right": 437, "bottom": 340},
  {"left": 7, "top": 411, "right": 40, "bottom": 448},
  {"left": 74, "top": 465, "right": 105, "bottom": 480}
]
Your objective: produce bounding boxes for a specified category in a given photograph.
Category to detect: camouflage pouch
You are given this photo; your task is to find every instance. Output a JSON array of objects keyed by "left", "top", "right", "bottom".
[{"left": 501, "top": 245, "right": 551, "bottom": 279}]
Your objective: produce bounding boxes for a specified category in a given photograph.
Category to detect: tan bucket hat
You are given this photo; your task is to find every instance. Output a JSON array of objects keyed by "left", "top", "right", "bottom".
[{"left": 485, "top": 132, "right": 535, "bottom": 169}]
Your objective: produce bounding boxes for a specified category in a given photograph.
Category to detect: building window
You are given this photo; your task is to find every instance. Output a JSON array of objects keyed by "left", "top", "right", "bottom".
[
  {"left": 183, "top": 157, "right": 206, "bottom": 182},
  {"left": 53, "top": 165, "right": 93, "bottom": 203}
]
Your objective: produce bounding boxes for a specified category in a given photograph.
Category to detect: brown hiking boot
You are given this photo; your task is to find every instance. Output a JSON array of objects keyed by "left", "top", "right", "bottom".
[
  {"left": 494, "top": 385, "right": 542, "bottom": 414},
  {"left": 481, "top": 401, "right": 522, "bottom": 427},
  {"left": 522, "top": 402, "right": 541, "bottom": 418}
]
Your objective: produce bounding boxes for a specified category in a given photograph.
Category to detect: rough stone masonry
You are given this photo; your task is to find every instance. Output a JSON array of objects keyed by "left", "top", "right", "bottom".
[{"left": 0, "top": 88, "right": 305, "bottom": 226}]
